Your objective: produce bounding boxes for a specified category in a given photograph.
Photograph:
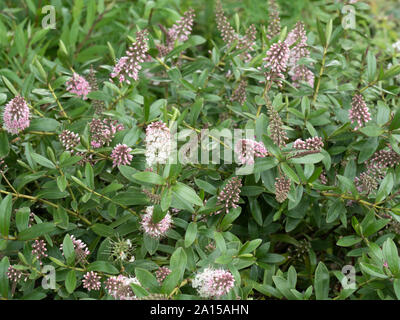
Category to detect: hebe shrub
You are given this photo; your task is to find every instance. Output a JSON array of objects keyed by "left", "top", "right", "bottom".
[{"left": 1, "top": 0, "right": 400, "bottom": 300}]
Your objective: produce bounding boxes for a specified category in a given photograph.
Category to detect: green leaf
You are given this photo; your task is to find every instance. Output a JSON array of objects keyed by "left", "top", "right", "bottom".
[
  {"left": 289, "top": 153, "right": 325, "bottom": 164},
  {"left": 172, "top": 182, "right": 203, "bottom": 206},
  {"left": 0, "top": 131, "right": 10, "bottom": 157},
  {"left": 262, "top": 135, "right": 281, "bottom": 158},
  {"left": 17, "top": 223, "right": 56, "bottom": 241},
  {"left": 360, "top": 262, "right": 388, "bottom": 279},
  {"left": 31, "top": 152, "right": 56, "bottom": 169},
  {"left": 280, "top": 162, "right": 300, "bottom": 184},
  {"left": 358, "top": 138, "right": 378, "bottom": 163},
  {"left": 214, "top": 231, "right": 226, "bottom": 253},
  {"left": 87, "top": 261, "right": 119, "bottom": 274},
  {"left": 382, "top": 238, "right": 400, "bottom": 276},
  {"left": 0, "top": 195, "right": 12, "bottom": 237},
  {"left": 367, "top": 50, "right": 377, "bottom": 82},
  {"left": 62, "top": 234, "right": 75, "bottom": 265},
  {"left": 394, "top": 279, "right": 400, "bottom": 300},
  {"left": 249, "top": 197, "right": 263, "bottom": 226},
  {"left": 0, "top": 256, "right": 10, "bottom": 298},
  {"left": 220, "top": 207, "right": 242, "bottom": 231},
  {"left": 28, "top": 118, "right": 60, "bottom": 132},
  {"left": 336, "top": 235, "right": 362, "bottom": 247},
  {"left": 314, "top": 262, "right": 330, "bottom": 300},
  {"left": 337, "top": 175, "right": 358, "bottom": 197},
  {"left": 184, "top": 222, "right": 197, "bottom": 248},
  {"left": 56, "top": 175, "right": 67, "bottom": 192},
  {"left": 15, "top": 207, "right": 30, "bottom": 232},
  {"left": 90, "top": 224, "right": 115, "bottom": 237},
  {"left": 167, "top": 67, "right": 182, "bottom": 82},
  {"left": 376, "top": 172, "right": 394, "bottom": 203},
  {"left": 161, "top": 270, "right": 181, "bottom": 295},
  {"left": 190, "top": 98, "right": 204, "bottom": 126},
  {"left": 151, "top": 205, "right": 167, "bottom": 224},
  {"left": 254, "top": 157, "right": 279, "bottom": 173},
  {"left": 170, "top": 247, "right": 187, "bottom": 276},
  {"left": 389, "top": 108, "right": 400, "bottom": 131},
  {"left": 316, "top": 19, "right": 326, "bottom": 46},
  {"left": 359, "top": 125, "right": 384, "bottom": 137},
  {"left": 325, "top": 19, "right": 333, "bottom": 45},
  {"left": 326, "top": 199, "right": 345, "bottom": 223},
  {"left": 1, "top": 76, "right": 18, "bottom": 96},
  {"left": 54, "top": 207, "right": 69, "bottom": 229},
  {"left": 380, "top": 65, "right": 400, "bottom": 80},
  {"left": 65, "top": 270, "right": 76, "bottom": 294},
  {"left": 132, "top": 171, "right": 165, "bottom": 185},
  {"left": 239, "top": 239, "right": 262, "bottom": 255},
  {"left": 143, "top": 234, "right": 159, "bottom": 255},
  {"left": 85, "top": 163, "right": 94, "bottom": 189},
  {"left": 135, "top": 268, "right": 160, "bottom": 292},
  {"left": 160, "top": 187, "right": 172, "bottom": 211},
  {"left": 194, "top": 178, "right": 216, "bottom": 194}
]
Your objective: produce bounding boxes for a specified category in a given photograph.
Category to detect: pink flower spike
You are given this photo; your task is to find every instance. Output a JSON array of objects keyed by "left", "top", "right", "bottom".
[
  {"left": 349, "top": 94, "right": 371, "bottom": 130},
  {"left": 66, "top": 73, "right": 91, "bottom": 100},
  {"left": 3, "top": 96, "right": 30, "bottom": 134},
  {"left": 140, "top": 206, "right": 172, "bottom": 239},
  {"left": 110, "top": 144, "right": 133, "bottom": 167}
]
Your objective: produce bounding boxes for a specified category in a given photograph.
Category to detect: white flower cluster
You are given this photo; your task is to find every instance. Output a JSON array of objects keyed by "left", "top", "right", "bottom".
[
  {"left": 192, "top": 267, "right": 235, "bottom": 298},
  {"left": 140, "top": 206, "right": 172, "bottom": 239},
  {"left": 105, "top": 275, "right": 141, "bottom": 300},
  {"left": 145, "top": 121, "right": 172, "bottom": 167},
  {"left": 393, "top": 40, "right": 400, "bottom": 52}
]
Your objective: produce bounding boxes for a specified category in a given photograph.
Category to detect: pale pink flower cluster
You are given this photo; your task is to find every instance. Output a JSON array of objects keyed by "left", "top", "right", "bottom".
[
  {"left": 319, "top": 172, "right": 328, "bottom": 185},
  {"left": 31, "top": 239, "right": 48, "bottom": 265},
  {"left": 266, "top": 0, "right": 281, "bottom": 40},
  {"left": 111, "top": 30, "right": 148, "bottom": 84},
  {"left": 293, "top": 136, "right": 324, "bottom": 151},
  {"left": 215, "top": 1, "right": 256, "bottom": 61},
  {"left": 215, "top": 0, "right": 237, "bottom": 47},
  {"left": 82, "top": 271, "right": 102, "bottom": 291},
  {"left": 216, "top": 177, "right": 242, "bottom": 214},
  {"left": 105, "top": 275, "right": 141, "bottom": 300},
  {"left": 155, "top": 266, "right": 171, "bottom": 284},
  {"left": 60, "top": 235, "right": 90, "bottom": 264},
  {"left": 3, "top": 96, "right": 30, "bottom": 134},
  {"left": 275, "top": 175, "right": 290, "bottom": 203},
  {"left": 59, "top": 130, "right": 80, "bottom": 152},
  {"left": 169, "top": 9, "right": 195, "bottom": 43},
  {"left": 66, "top": 73, "right": 91, "bottom": 100},
  {"left": 235, "top": 139, "right": 268, "bottom": 165},
  {"left": 192, "top": 268, "right": 235, "bottom": 298},
  {"left": 291, "top": 67, "right": 314, "bottom": 88},
  {"left": 369, "top": 145, "right": 400, "bottom": 169},
  {"left": 7, "top": 265, "right": 28, "bottom": 283},
  {"left": 230, "top": 80, "right": 247, "bottom": 105},
  {"left": 140, "top": 206, "right": 172, "bottom": 239},
  {"left": 286, "top": 22, "right": 308, "bottom": 67},
  {"left": 354, "top": 166, "right": 384, "bottom": 194},
  {"left": 158, "top": 9, "right": 195, "bottom": 56},
  {"left": 110, "top": 144, "right": 133, "bottom": 167},
  {"left": 145, "top": 121, "right": 172, "bottom": 167},
  {"left": 285, "top": 22, "right": 314, "bottom": 87},
  {"left": 349, "top": 94, "right": 371, "bottom": 130},
  {"left": 90, "top": 118, "right": 124, "bottom": 148},
  {"left": 262, "top": 40, "right": 290, "bottom": 88}
]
